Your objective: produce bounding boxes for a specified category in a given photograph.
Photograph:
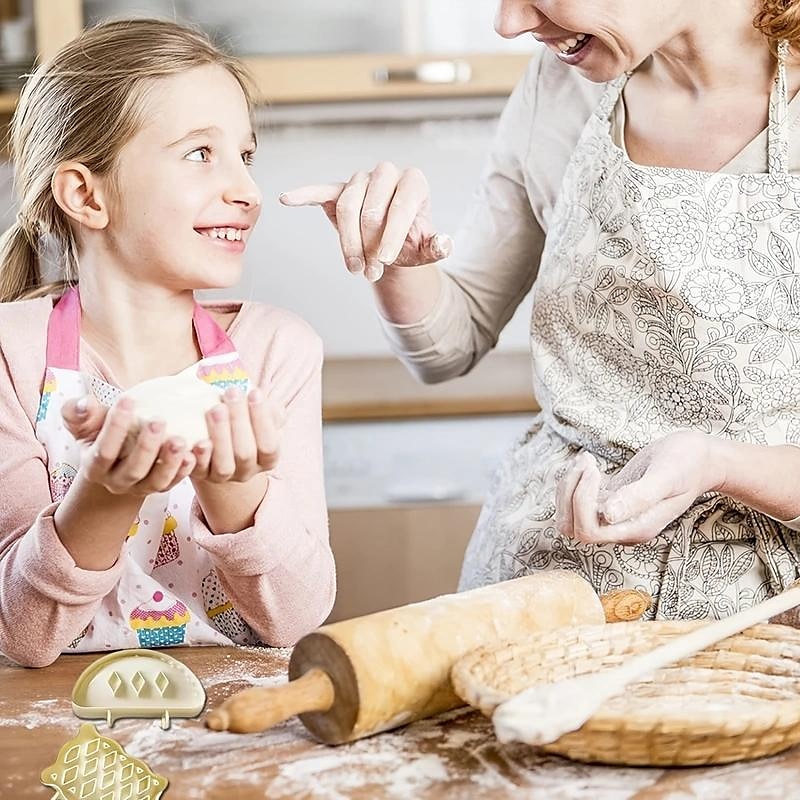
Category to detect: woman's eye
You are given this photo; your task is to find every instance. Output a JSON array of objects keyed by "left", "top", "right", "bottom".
[
  {"left": 186, "top": 147, "right": 211, "bottom": 162},
  {"left": 242, "top": 150, "right": 255, "bottom": 166}
]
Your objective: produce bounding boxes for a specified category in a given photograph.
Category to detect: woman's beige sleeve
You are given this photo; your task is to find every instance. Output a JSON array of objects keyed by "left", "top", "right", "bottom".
[{"left": 378, "top": 52, "right": 547, "bottom": 384}]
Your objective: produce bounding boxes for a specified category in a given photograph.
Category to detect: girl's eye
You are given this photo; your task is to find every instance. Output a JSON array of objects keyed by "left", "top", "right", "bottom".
[
  {"left": 242, "top": 150, "right": 255, "bottom": 166},
  {"left": 186, "top": 146, "right": 211, "bottom": 162}
]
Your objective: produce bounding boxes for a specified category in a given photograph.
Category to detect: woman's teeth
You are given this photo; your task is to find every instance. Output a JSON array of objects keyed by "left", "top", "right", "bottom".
[
  {"left": 556, "top": 33, "right": 588, "bottom": 55},
  {"left": 201, "top": 227, "right": 242, "bottom": 241}
]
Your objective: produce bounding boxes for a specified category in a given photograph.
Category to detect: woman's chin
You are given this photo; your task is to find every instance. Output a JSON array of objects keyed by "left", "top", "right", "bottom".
[{"left": 560, "top": 39, "right": 629, "bottom": 84}]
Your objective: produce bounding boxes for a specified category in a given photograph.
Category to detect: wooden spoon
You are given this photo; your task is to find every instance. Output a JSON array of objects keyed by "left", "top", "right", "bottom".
[{"left": 492, "top": 582, "right": 800, "bottom": 746}]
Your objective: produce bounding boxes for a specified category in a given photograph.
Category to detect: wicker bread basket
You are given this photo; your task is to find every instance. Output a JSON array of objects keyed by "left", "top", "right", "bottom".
[{"left": 451, "top": 620, "right": 800, "bottom": 766}]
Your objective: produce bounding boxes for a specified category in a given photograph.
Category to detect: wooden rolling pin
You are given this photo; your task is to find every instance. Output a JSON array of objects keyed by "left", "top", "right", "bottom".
[{"left": 205, "top": 572, "right": 650, "bottom": 744}]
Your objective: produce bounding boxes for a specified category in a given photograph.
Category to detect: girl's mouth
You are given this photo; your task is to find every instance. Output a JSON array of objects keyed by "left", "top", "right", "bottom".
[{"left": 195, "top": 226, "right": 246, "bottom": 253}]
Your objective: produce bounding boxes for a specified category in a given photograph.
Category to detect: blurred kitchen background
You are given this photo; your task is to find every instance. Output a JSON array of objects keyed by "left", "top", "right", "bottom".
[{"left": 0, "top": 1, "right": 541, "bottom": 620}]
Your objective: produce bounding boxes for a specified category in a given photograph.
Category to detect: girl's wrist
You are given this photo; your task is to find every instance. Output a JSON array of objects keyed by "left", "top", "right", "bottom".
[{"left": 54, "top": 472, "right": 141, "bottom": 570}]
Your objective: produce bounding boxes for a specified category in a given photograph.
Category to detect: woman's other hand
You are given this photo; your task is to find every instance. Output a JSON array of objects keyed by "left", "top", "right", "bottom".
[
  {"left": 279, "top": 161, "right": 453, "bottom": 282},
  {"left": 190, "top": 387, "right": 285, "bottom": 485},
  {"left": 555, "top": 432, "right": 726, "bottom": 544}
]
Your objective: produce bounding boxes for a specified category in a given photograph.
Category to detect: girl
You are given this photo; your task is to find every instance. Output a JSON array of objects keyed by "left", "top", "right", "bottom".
[{"left": 0, "top": 18, "right": 335, "bottom": 667}]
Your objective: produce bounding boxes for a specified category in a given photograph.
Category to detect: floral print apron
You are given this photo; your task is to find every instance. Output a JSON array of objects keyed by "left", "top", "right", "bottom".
[
  {"left": 36, "top": 287, "right": 258, "bottom": 652},
  {"left": 460, "top": 44, "right": 800, "bottom": 619}
]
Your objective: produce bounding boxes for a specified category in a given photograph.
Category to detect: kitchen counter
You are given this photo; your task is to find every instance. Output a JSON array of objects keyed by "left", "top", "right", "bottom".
[
  {"left": 322, "top": 351, "right": 539, "bottom": 420},
  {"left": 3, "top": 646, "right": 798, "bottom": 799}
]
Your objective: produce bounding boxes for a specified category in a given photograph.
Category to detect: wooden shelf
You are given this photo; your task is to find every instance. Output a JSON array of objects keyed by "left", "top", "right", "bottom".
[
  {"left": 30, "top": 3, "right": 528, "bottom": 107},
  {"left": 0, "top": 52, "right": 528, "bottom": 113},
  {"left": 244, "top": 53, "right": 529, "bottom": 105},
  {"left": 322, "top": 351, "right": 539, "bottom": 421}
]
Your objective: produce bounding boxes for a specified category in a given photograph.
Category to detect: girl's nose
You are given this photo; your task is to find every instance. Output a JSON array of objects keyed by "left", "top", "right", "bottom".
[
  {"left": 223, "top": 164, "right": 262, "bottom": 210},
  {"left": 494, "top": 0, "right": 545, "bottom": 39}
]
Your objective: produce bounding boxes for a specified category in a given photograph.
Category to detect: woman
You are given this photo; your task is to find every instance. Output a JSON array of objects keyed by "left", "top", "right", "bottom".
[{"left": 282, "top": 0, "right": 800, "bottom": 619}]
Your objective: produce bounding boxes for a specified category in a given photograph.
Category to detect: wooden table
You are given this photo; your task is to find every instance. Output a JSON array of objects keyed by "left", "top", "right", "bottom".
[{"left": 2, "top": 646, "right": 799, "bottom": 799}]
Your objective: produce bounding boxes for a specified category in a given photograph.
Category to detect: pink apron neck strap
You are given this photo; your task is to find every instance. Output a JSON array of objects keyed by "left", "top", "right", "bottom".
[
  {"left": 45, "top": 287, "right": 236, "bottom": 370},
  {"left": 192, "top": 302, "right": 237, "bottom": 357},
  {"left": 46, "top": 286, "right": 81, "bottom": 369}
]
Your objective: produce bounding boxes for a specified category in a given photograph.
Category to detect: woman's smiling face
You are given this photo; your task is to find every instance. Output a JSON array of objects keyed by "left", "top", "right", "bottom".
[{"left": 494, "top": 0, "right": 682, "bottom": 81}]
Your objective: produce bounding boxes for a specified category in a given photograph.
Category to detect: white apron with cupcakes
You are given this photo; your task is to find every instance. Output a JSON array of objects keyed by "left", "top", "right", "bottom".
[
  {"left": 36, "top": 287, "right": 259, "bottom": 652},
  {"left": 460, "top": 43, "right": 800, "bottom": 617}
]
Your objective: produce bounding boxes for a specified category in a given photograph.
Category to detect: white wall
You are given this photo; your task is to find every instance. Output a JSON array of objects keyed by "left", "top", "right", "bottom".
[{"left": 207, "top": 99, "right": 533, "bottom": 356}]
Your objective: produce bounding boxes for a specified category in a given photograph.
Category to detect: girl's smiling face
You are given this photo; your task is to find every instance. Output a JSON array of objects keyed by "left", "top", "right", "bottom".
[
  {"left": 106, "top": 63, "right": 261, "bottom": 291},
  {"left": 494, "top": 0, "right": 683, "bottom": 82}
]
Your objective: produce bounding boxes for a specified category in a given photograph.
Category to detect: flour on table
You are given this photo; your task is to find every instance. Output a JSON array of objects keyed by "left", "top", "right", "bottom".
[{"left": 0, "top": 698, "right": 75, "bottom": 730}]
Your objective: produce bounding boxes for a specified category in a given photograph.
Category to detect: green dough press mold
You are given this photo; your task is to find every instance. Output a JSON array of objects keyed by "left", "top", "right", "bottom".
[
  {"left": 72, "top": 648, "right": 206, "bottom": 729},
  {"left": 41, "top": 722, "right": 168, "bottom": 800}
]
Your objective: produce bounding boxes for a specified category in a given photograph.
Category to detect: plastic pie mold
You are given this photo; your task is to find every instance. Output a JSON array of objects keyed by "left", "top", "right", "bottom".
[
  {"left": 41, "top": 722, "right": 168, "bottom": 800},
  {"left": 72, "top": 648, "right": 206, "bottom": 729}
]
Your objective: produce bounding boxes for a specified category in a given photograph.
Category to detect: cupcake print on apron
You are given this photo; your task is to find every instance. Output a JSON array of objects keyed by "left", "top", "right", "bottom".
[
  {"left": 129, "top": 590, "right": 190, "bottom": 647},
  {"left": 202, "top": 570, "right": 256, "bottom": 645}
]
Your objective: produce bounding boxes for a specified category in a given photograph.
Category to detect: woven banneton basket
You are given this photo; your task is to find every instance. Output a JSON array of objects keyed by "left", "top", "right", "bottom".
[{"left": 451, "top": 621, "right": 800, "bottom": 766}]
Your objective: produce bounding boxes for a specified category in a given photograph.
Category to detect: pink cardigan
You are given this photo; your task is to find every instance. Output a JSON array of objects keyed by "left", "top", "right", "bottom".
[{"left": 0, "top": 297, "right": 335, "bottom": 666}]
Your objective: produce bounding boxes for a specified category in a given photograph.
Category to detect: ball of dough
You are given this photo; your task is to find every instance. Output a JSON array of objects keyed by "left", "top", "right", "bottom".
[{"left": 119, "top": 369, "right": 224, "bottom": 447}]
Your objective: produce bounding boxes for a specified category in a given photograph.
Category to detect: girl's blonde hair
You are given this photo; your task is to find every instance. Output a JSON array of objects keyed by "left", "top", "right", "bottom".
[{"left": 0, "top": 18, "right": 252, "bottom": 303}]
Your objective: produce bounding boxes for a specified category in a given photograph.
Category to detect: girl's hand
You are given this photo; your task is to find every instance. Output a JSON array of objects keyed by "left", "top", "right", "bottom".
[
  {"left": 80, "top": 397, "right": 196, "bottom": 496},
  {"left": 62, "top": 394, "right": 108, "bottom": 444},
  {"left": 555, "top": 432, "right": 725, "bottom": 544},
  {"left": 190, "top": 387, "right": 284, "bottom": 485},
  {"left": 279, "top": 161, "right": 453, "bottom": 282}
]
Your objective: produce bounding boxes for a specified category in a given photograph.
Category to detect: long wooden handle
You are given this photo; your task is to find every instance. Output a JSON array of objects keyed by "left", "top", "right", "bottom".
[
  {"left": 493, "top": 582, "right": 800, "bottom": 746},
  {"left": 205, "top": 668, "right": 335, "bottom": 733},
  {"left": 619, "top": 581, "right": 800, "bottom": 686}
]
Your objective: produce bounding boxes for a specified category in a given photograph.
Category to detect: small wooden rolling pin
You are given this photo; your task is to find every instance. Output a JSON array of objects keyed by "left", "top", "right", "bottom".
[{"left": 205, "top": 572, "right": 650, "bottom": 744}]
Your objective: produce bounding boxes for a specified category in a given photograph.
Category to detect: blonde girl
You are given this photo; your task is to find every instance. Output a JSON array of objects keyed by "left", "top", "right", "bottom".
[{"left": 0, "top": 18, "right": 335, "bottom": 666}]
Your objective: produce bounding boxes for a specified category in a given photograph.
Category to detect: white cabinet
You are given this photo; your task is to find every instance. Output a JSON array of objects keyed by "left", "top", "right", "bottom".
[{"left": 323, "top": 413, "right": 531, "bottom": 620}]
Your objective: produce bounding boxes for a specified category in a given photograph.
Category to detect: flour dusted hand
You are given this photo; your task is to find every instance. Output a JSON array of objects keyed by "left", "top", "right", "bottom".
[
  {"left": 280, "top": 161, "right": 452, "bottom": 282},
  {"left": 555, "top": 432, "right": 726, "bottom": 544}
]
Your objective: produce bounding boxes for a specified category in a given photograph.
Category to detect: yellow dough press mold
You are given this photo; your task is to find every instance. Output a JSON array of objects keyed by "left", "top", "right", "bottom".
[
  {"left": 41, "top": 722, "right": 168, "bottom": 800},
  {"left": 72, "top": 648, "right": 206, "bottom": 729}
]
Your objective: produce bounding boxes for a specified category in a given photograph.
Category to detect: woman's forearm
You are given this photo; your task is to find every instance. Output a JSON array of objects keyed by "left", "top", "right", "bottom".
[
  {"left": 714, "top": 438, "right": 800, "bottom": 523},
  {"left": 371, "top": 263, "right": 442, "bottom": 324},
  {"left": 53, "top": 473, "right": 142, "bottom": 571}
]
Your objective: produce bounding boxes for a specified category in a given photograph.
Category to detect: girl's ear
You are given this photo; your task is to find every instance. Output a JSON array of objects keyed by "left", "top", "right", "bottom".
[{"left": 51, "top": 161, "right": 110, "bottom": 230}]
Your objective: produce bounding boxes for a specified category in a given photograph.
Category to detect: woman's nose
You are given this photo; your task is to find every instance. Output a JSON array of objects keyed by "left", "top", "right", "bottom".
[{"left": 494, "top": 0, "right": 544, "bottom": 39}]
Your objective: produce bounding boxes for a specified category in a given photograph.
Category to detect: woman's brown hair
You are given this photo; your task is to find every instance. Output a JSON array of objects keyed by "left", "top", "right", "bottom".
[
  {"left": 0, "top": 18, "right": 252, "bottom": 303},
  {"left": 754, "top": 0, "right": 800, "bottom": 55}
]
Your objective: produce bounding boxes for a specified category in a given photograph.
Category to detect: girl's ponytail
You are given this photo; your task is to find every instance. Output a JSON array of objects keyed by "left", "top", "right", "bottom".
[{"left": 0, "top": 219, "right": 40, "bottom": 302}]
